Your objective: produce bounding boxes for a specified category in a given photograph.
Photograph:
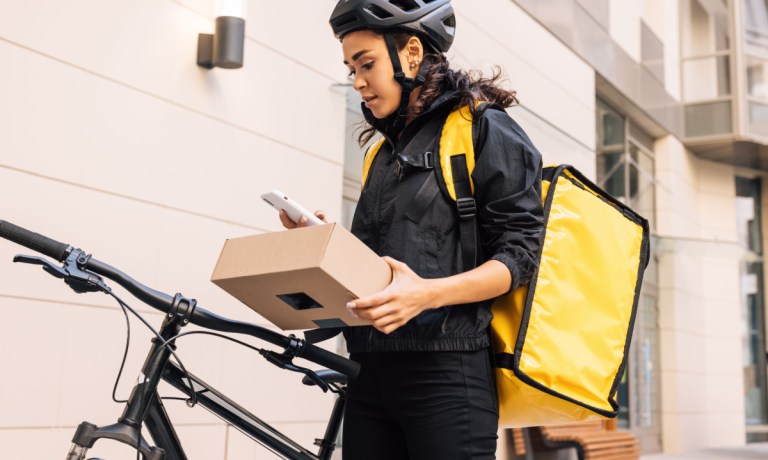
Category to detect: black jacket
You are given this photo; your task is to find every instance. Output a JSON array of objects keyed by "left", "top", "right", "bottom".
[{"left": 345, "top": 91, "right": 544, "bottom": 353}]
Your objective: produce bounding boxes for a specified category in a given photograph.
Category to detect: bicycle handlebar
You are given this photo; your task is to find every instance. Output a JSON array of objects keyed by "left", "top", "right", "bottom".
[
  {"left": 0, "top": 220, "right": 360, "bottom": 378},
  {"left": 0, "top": 220, "right": 71, "bottom": 262}
]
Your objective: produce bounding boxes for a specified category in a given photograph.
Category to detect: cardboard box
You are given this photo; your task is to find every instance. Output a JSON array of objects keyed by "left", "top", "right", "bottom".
[{"left": 211, "top": 223, "right": 392, "bottom": 330}]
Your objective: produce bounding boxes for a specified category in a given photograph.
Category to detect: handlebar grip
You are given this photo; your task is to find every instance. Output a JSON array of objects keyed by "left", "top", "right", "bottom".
[
  {"left": 301, "top": 342, "right": 360, "bottom": 378},
  {"left": 0, "top": 220, "right": 71, "bottom": 262}
]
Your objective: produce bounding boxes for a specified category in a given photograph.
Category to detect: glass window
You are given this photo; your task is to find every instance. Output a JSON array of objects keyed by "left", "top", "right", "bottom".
[
  {"left": 749, "top": 101, "right": 768, "bottom": 137},
  {"left": 597, "top": 100, "right": 625, "bottom": 151},
  {"left": 681, "top": 0, "right": 733, "bottom": 138},
  {"left": 745, "top": 0, "right": 768, "bottom": 49},
  {"left": 684, "top": 101, "right": 733, "bottom": 136},
  {"left": 629, "top": 144, "right": 656, "bottom": 223},
  {"left": 736, "top": 177, "right": 768, "bottom": 442},
  {"left": 682, "top": 0, "right": 731, "bottom": 57},
  {"left": 597, "top": 152, "right": 626, "bottom": 201},
  {"left": 747, "top": 57, "right": 768, "bottom": 99},
  {"left": 683, "top": 55, "right": 731, "bottom": 101}
]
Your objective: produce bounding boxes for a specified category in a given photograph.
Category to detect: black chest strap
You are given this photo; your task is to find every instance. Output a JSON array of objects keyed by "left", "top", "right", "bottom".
[{"left": 450, "top": 154, "right": 478, "bottom": 271}]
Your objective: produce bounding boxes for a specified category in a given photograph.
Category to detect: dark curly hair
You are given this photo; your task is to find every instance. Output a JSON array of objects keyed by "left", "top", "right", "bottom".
[{"left": 357, "top": 32, "right": 519, "bottom": 146}]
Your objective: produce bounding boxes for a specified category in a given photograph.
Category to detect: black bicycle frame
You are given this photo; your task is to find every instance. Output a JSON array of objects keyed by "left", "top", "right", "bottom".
[{"left": 70, "top": 315, "right": 346, "bottom": 460}]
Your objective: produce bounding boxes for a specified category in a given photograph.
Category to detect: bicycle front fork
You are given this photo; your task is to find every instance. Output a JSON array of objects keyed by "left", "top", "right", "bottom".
[{"left": 65, "top": 420, "right": 166, "bottom": 460}]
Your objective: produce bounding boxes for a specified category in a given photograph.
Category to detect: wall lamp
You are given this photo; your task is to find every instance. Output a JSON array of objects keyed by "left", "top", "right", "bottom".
[{"left": 197, "top": 0, "right": 247, "bottom": 69}]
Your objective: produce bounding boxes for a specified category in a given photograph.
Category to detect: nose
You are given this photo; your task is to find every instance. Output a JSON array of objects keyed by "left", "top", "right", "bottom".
[{"left": 353, "top": 73, "right": 366, "bottom": 92}]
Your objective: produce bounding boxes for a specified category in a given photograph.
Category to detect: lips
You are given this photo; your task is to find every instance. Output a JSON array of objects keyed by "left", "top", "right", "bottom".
[{"left": 362, "top": 95, "right": 377, "bottom": 106}]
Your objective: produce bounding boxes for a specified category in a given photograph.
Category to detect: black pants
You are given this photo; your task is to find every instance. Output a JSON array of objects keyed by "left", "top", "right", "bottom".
[{"left": 342, "top": 348, "right": 498, "bottom": 460}]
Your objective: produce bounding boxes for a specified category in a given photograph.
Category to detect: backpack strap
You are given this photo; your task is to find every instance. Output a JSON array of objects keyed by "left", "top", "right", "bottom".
[
  {"left": 438, "top": 106, "right": 477, "bottom": 198},
  {"left": 438, "top": 105, "right": 478, "bottom": 270},
  {"left": 361, "top": 138, "right": 386, "bottom": 189}
]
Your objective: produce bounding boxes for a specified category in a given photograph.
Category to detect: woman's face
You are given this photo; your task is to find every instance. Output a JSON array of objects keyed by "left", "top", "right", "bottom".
[{"left": 343, "top": 30, "right": 413, "bottom": 119}]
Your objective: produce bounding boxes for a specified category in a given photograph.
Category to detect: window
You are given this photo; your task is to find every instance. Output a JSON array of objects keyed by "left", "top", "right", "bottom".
[
  {"left": 596, "top": 101, "right": 657, "bottom": 228},
  {"left": 736, "top": 176, "right": 768, "bottom": 442},
  {"left": 681, "top": 0, "right": 734, "bottom": 137},
  {"left": 744, "top": 0, "right": 768, "bottom": 136}
]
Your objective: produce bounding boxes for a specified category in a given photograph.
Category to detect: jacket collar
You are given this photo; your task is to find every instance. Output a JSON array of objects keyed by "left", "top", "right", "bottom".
[{"left": 362, "top": 90, "right": 462, "bottom": 146}]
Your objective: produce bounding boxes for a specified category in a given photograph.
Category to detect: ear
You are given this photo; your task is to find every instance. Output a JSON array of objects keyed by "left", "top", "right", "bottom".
[
  {"left": 401, "top": 36, "right": 424, "bottom": 77},
  {"left": 404, "top": 36, "right": 424, "bottom": 62}
]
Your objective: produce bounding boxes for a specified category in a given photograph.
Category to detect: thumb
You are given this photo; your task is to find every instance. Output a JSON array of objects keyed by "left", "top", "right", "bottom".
[{"left": 382, "top": 256, "right": 409, "bottom": 273}]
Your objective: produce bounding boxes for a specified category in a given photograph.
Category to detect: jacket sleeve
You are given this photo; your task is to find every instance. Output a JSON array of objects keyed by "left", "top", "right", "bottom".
[{"left": 471, "top": 107, "right": 544, "bottom": 292}]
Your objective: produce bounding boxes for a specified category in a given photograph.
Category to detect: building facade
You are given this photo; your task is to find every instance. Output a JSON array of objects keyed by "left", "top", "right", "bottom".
[{"left": 0, "top": 0, "right": 766, "bottom": 458}]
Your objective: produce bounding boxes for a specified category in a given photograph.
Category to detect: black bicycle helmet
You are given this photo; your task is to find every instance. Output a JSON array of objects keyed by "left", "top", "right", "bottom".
[{"left": 329, "top": 0, "right": 456, "bottom": 53}]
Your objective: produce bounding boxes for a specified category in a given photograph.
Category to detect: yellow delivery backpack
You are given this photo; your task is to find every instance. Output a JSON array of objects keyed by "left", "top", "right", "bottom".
[{"left": 362, "top": 105, "right": 650, "bottom": 428}]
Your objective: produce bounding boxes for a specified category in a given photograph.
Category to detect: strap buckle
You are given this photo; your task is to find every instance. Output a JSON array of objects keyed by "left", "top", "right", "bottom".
[
  {"left": 423, "top": 151, "right": 434, "bottom": 169},
  {"left": 456, "top": 197, "right": 477, "bottom": 220}
]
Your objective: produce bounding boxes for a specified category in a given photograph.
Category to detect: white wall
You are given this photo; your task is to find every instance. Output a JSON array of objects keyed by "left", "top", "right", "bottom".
[
  {"left": 661, "top": 0, "right": 683, "bottom": 101},
  {"left": 0, "top": 1, "right": 347, "bottom": 458},
  {"left": 610, "top": 0, "right": 642, "bottom": 62},
  {"left": 453, "top": 0, "right": 596, "bottom": 175},
  {"left": 654, "top": 135, "right": 746, "bottom": 452}
]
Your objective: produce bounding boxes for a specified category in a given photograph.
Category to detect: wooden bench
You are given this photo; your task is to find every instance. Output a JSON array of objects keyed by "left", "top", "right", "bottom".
[{"left": 510, "top": 420, "right": 640, "bottom": 460}]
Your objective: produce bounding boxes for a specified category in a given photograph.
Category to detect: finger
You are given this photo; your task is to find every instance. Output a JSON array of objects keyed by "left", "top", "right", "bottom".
[
  {"left": 314, "top": 210, "right": 328, "bottom": 223},
  {"left": 353, "top": 303, "right": 397, "bottom": 322},
  {"left": 347, "top": 290, "right": 393, "bottom": 310},
  {"left": 297, "top": 215, "right": 309, "bottom": 227},
  {"left": 374, "top": 317, "right": 405, "bottom": 335},
  {"left": 279, "top": 210, "right": 297, "bottom": 229}
]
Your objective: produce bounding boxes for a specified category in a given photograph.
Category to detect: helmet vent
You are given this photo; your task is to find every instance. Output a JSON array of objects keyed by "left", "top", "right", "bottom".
[
  {"left": 423, "top": 0, "right": 438, "bottom": 3},
  {"left": 331, "top": 13, "right": 358, "bottom": 31},
  {"left": 365, "top": 4, "right": 394, "bottom": 19},
  {"left": 389, "top": 0, "right": 420, "bottom": 12}
]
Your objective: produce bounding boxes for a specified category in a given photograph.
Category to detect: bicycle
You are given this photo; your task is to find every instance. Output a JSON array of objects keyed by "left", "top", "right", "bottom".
[{"left": 0, "top": 220, "right": 360, "bottom": 460}]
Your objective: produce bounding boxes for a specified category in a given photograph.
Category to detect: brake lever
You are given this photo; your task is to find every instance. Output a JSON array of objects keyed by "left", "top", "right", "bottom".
[
  {"left": 294, "top": 367, "right": 331, "bottom": 393},
  {"left": 14, "top": 254, "right": 68, "bottom": 278},
  {"left": 259, "top": 349, "right": 330, "bottom": 393},
  {"left": 13, "top": 250, "right": 108, "bottom": 294}
]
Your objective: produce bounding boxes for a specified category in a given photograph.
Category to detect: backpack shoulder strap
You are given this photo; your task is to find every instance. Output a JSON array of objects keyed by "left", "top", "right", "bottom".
[
  {"left": 436, "top": 104, "right": 478, "bottom": 270},
  {"left": 438, "top": 105, "right": 477, "bottom": 198},
  {"left": 361, "top": 138, "right": 386, "bottom": 189}
]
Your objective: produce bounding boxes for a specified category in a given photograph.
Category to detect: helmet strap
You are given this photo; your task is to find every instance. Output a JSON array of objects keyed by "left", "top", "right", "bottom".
[{"left": 383, "top": 34, "right": 428, "bottom": 131}]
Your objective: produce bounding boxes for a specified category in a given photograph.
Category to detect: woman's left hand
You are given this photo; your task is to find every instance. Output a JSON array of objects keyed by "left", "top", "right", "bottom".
[{"left": 346, "top": 256, "right": 438, "bottom": 335}]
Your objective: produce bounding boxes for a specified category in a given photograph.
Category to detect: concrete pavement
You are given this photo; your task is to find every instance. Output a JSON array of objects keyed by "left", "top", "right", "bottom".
[{"left": 640, "top": 443, "right": 768, "bottom": 459}]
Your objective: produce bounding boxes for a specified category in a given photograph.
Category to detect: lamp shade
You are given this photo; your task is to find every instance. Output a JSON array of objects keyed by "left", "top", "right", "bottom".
[
  {"left": 197, "top": 0, "right": 246, "bottom": 69},
  {"left": 212, "top": 16, "right": 245, "bottom": 69}
]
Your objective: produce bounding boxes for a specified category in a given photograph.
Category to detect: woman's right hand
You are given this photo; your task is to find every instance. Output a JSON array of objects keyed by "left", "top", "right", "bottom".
[{"left": 279, "top": 210, "right": 328, "bottom": 229}]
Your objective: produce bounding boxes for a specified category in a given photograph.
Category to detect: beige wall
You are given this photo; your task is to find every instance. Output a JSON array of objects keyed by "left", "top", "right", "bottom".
[
  {"left": 0, "top": 0, "right": 346, "bottom": 458},
  {"left": 609, "top": 0, "right": 642, "bottom": 61},
  {"left": 654, "top": 135, "right": 746, "bottom": 451},
  {"left": 453, "top": 0, "right": 596, "bottom": 174}
]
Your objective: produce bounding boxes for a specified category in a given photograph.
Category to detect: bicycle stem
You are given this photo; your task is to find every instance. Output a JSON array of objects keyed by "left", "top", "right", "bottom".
[{"left": 119, "top": 313, "right": 187, "bottom": 428}]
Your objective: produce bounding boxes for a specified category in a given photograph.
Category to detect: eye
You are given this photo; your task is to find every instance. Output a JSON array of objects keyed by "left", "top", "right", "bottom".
[{"left": 361, "top": 61, "right": 374, "bottom": 71}]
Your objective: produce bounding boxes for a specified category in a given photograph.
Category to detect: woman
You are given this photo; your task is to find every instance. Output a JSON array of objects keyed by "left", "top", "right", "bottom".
[{"left": 282, "top": 1, "right": 544, "bottom": 458}]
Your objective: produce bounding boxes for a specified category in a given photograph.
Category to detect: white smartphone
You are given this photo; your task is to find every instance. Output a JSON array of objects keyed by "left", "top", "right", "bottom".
[{"left": 261, "top": 190, "right": 324, "bottom": 226}]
